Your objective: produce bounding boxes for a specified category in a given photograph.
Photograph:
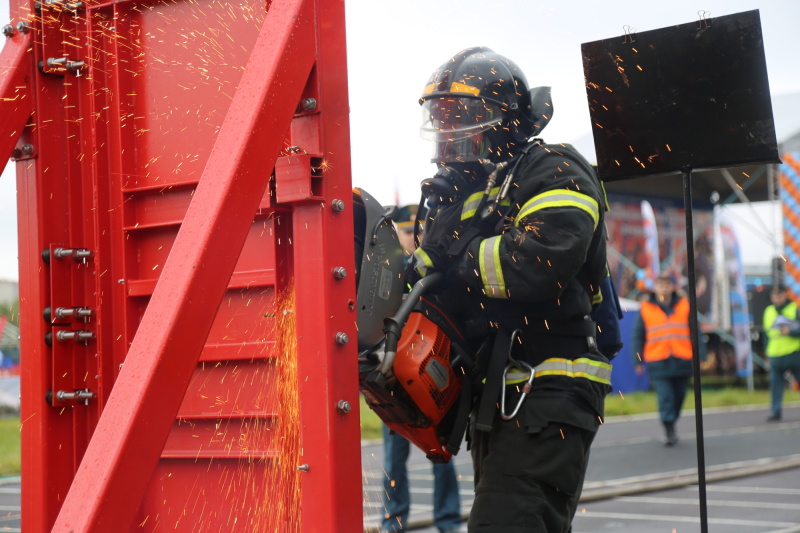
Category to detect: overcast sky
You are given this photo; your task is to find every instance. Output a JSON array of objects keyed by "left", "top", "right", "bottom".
[{"left": 1, "top": 0, "right": 798, "bottom": 281}]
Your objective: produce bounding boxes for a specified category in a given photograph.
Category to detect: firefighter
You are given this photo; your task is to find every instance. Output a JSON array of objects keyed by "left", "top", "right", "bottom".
[{"left": 409, "top": 47, "right": 613, "bottom": 533}]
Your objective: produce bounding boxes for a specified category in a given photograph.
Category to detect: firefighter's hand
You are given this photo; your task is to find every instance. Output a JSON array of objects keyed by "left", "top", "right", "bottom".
[
  {"left": 409, "top": 203, "right": 464, "bottom": 277},
  {"left": 409, "top": 238, "right": 451, "bottom": 279}
]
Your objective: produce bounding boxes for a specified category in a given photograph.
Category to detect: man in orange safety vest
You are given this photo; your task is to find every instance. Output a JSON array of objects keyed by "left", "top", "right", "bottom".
[{"left": 631, "top": 271, "right": 703, "bottom": 446}]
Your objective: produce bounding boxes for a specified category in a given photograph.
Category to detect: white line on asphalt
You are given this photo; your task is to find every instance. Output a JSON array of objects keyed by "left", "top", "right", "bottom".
[
  {"left": 573, "top": 510, "right": 797, "bottom": 528},
  {"left": 617, "top": 495, "right": 800, "bottom": 510},
  {"left": 767, "top": 526, "right": 800, "bottom": 533},
  {"left": 593, "top": 421, "right": 800, "bottom": 448},
  {"left": 689, "top": 485, "right": 800, "bottom": 496}
]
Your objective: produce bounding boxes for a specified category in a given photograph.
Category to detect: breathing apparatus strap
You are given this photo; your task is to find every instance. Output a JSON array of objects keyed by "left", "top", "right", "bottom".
[
  {"left": 445, "top": 369, "right": 473, "bottom": 455},
  {"left": 475, "top": 327, "right": 513, "bottom": 432}
]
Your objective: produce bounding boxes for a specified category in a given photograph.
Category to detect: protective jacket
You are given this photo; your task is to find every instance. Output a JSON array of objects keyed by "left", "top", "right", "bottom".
[
  {"left": 640, "top": 297, "right": 692, "bottom": 363},
  {"left": 763, "top": 302, "right": 800, "bottom": 358},
  {"left": 416, "top": 140, "right": 612, "bottom": 420}
]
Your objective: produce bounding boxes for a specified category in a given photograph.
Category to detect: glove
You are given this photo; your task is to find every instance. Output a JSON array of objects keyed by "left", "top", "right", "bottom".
[
  {"left": 409, "top": 236, "right": 451, "bottom": 279},
  {"left": 405, "top": 202, "right": 463, "bottom": 282}
]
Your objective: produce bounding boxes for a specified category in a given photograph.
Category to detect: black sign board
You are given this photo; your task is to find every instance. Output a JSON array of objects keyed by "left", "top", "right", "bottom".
[{"left": 582, "top": 10, "right": 780, "bottom": 181}]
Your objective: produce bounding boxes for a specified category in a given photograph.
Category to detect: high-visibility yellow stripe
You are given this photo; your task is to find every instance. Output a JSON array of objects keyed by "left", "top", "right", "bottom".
[
  {"left": 592, "top": 287, "right": 603, "bottom": 305},
  {"left": 421, "top": 81, "right": 481, "bottom": 97},
  {"left": 449, "top": 82, "right": 480, "bottom": 96},
  {"left": 463, "top": 189, "right": 493, "bottom": 220},
  {"left": 413, "top": 248, "right": 434, "bottom": 277},
  {"left": 505, "top": 357, "right": 612, "bottom": 386},
  {"left": 461, "top": 188, "right": 512, "bottom": 221},
  {"left": 516, "top": 189, "right": 600, "bottom": 228},
  {"left": 533, "top": 357, "right": 612, "bottom": 385},
  {"left": 479, "top": 236, "right": 507, "bottom": 298}
]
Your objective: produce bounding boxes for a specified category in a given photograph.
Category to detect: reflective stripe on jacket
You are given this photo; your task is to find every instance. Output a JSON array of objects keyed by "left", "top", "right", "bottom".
[
  {"left": 763, "top": 302, "right": 800, "bottom": 358},
  {"left": 505, "top": 357, "right": 612, "bottom": 387},
  {"left": 476, "top": 188, "right": 600, "bottom": 299},
  {"left": 640, "top": 297, "right": 692, "bottom": 363}
]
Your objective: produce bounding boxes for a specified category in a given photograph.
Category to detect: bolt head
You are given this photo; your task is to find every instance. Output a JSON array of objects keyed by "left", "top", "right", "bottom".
[
  {"left": 331, "top": 199, "right": 345, "bottom": 213},
  {"left": 2, "top": 24, "right": 15, "bottom": 37},
  {"left": 302, "top": 98, "right": 317, "bottom": 112},
  {"left": 335, "top": 332, "right": 349, "bottom": 346},
  {"left": 337, "top": 400, "right": 351, "bottom": 414}
]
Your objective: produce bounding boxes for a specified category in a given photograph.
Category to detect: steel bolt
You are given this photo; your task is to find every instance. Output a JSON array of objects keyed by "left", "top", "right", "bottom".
[
  {"left": 53, "top": 248, "right": 74, "bottom": 259},
  {"left": 2, "top": 24, "right": 15, "bottom": 37},
  {"left": 73, "top": 248, "right": 92, "bottom": 260},
  {"left": 21, "top": 144, "right": 33, "bottom": 156},
  {"left": 337, "top": 400, "right": 351, "bottom": 415},
  {"left": 56, "top": 330, "right": 95, "bottom": 342},
  {"left": 16, "top": 21, "right": 29, "bottom": 34},
  {"left": 55, "top": 306, "right": 94, "bottom": 320},
  {"left": 56, "top": 389, "right": 95, "bottom": 402},
  {"left": 335, "top": 332, "right": 349, "bottom": 346},
  {"left": 301, "top": 97, "right": 317, "bottom": 112},
  {"left": 296, "top": 464, "right": 310, "bottom": 472},
  {"left": 331, "top": 199, "right": 345, "bottom": 213},
  {"left": 333, "top": 266, "right": 347, "bottom": 280},
  {"left": 11, "top": 148, "right": 21, "bottom": 159}
]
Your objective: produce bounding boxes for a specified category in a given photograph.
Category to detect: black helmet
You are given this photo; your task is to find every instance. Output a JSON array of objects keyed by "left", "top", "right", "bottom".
[{"left": 419, "top": 47, "right": 552, "bottom": 164}]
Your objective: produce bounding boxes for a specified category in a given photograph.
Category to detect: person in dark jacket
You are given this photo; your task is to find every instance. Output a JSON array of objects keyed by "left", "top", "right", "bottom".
[
  {"left": 409, "top": 46, "right": 613, "bottom": 533},
  {"left": 630, "top": 271, "right": 703, "bottom": 446}
]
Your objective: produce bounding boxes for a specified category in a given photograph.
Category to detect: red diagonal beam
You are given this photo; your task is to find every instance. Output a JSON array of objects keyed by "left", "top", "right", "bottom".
[
  {"left": 53, "top": 0, "right": 315, "bottom": 530},
  {"left": 0, "top": 29, "right": 33, "bottom": 159}
]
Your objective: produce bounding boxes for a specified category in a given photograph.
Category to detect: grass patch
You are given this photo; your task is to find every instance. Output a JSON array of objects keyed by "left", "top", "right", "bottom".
[
  {"left": 0, "top": 417, "right": 20, "bottom": 476},
  {"left": 360, "top": 387, "right": 795, "bottom": 441},
  {"left": 605, "top": 388, "right": 777, "bottom": 417}
]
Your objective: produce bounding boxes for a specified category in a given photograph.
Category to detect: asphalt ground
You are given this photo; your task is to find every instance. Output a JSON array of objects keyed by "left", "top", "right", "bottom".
[
  {"left": 1, "top": 404, "right": 798, "bottom": 532},
  {"left": 362, "top": 404, "right": 800, "bottom": 532}
]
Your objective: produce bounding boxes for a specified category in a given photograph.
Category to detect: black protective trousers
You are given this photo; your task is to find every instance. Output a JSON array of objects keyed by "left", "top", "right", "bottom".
[{"left": 467, "top": 391, "right": 598, "bottom": 533}]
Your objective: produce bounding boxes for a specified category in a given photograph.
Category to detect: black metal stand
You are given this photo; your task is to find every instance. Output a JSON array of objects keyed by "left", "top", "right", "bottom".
[{"left": 682, "top": 167, "right": 709, "bottom": 533}]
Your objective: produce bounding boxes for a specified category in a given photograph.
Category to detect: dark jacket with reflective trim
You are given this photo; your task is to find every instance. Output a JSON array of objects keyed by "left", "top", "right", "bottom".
[
  {"left": 422, "top": 142, "right": 610, "bottom": 418},
  {"left": 425, "top": 141, "right": 607, "bottom": 336}
]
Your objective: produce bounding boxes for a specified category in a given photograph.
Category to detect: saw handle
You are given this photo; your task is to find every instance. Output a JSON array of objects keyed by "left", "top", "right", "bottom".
[{"left": 378, "top": 272, "right": 444, "bottom": 375}]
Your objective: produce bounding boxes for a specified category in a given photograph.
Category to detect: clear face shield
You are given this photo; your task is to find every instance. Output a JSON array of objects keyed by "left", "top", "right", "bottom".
[{"left": 420, "top": 97, "right": 503, "bottom": 163}]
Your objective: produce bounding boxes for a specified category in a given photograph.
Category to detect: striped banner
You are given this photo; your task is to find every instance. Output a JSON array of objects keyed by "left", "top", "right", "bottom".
[{"left": 781, "top": 151, "right": 800, "bottom": 300}]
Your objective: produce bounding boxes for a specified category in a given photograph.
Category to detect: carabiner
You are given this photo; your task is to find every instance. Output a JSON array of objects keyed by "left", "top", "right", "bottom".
[{"left": 500, "top": 360, "right": 535, "bottom": 421}]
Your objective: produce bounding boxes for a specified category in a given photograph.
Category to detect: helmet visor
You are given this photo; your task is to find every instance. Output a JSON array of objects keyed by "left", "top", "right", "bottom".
[{"left": 420, "top": 97, "right": 503, "bottom": 142}]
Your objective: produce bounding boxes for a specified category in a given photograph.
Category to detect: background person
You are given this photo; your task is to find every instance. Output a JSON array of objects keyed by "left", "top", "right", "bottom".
[
  {"left": 762, "top": 284, "right": 800, "bottom": 422},
  {"left": 631, "top": 271, "right": 703, "bottom": 446},
  {"left": 381, "top": 204, "right": 461, "bottom": 533}
]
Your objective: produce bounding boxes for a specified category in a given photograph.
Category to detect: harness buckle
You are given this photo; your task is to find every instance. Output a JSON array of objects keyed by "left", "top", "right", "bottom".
[{"left": 500, "top": 328, "right": 535, "bottom": 421}]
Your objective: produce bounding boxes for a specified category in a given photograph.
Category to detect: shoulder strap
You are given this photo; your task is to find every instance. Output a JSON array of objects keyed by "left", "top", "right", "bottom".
[{"left": 474, "top": 328, "right": 512, "bottom": 432}]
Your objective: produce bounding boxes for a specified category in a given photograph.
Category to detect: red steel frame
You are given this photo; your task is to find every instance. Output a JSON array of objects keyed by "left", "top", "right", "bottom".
[{"left": 2, "top": 0, "right": 362, "bottom": 530}]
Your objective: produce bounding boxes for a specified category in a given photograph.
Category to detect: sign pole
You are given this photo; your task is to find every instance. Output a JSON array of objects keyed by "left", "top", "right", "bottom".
[{"left": 683, "top": 167, "right": 709, "bottom": 533}]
